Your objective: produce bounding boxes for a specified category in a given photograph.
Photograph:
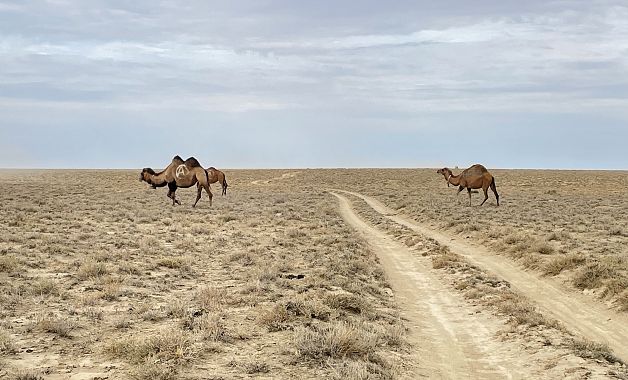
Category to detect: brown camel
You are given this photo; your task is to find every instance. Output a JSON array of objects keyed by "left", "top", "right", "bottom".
[
  {"left": 436, "top": 164, "right": 499, "bottom": 206},
  {"left": 206, "top": 167, "right": 228, "bottom": 196},
  {"left": 140, "top": 156, "right": 213, "bottom": 207}
]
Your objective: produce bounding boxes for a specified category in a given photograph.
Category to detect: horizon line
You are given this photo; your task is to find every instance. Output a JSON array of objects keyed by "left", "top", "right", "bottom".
[{"left": 1, "top": 166, "right": 627, "bottom": 171}]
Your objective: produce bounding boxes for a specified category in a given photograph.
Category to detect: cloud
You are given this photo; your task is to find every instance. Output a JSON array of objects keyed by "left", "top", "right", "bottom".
[{"left": 1, "top": 1, "right": 628, "bottom": 168}]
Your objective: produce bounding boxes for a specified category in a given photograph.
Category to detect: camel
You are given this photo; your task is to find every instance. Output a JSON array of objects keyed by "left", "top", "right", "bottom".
[
  {"left": 206, "top": 167, "right": 228, "bottom": 196},
  {"left": 436, "top": 164, "right": 499, "bottom": 206},
  {"left": 140, "top": 156, "right": 213, "bottom": 207}
]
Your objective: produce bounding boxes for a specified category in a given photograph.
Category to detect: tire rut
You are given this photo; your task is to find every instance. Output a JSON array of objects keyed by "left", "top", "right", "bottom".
[
  {"left": 335, "top": 189, "right": 628, "bottom": 364},
  {"left": 331, "top": 192, "right": 534, "bottom": 379}
]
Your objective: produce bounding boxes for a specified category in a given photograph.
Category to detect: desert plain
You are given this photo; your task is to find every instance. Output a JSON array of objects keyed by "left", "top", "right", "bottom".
[{"left": 0, "top": 168, "right": 627, "bottom": 379}]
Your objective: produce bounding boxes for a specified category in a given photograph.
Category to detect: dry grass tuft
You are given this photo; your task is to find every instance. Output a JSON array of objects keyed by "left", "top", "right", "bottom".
[
  {"left": 29, "top": 277, "right": 61, "bottom": 297},
  {"left": 77, "top": 260, "right": 109, "bottom": 280},
  {"left": 36, "top": 316, "right": 76, "bottom": 338},
  {"left": 196, "top": 286, "right": 228, "bottom": 311},
  {"left": 294, "top": 322, "right": 378, "bottom": 360},
  {"left": 325, "top": 293, "right": 370, "bottom": 315},
  {"left": 156, "top": 256, "right": 191, "bottom": 272},
  {"left": 568, "top": 339, "right": 623, "bottom": 364},
  {"left": 12, "top": 370, "right": 44, "bottom": 380},
  {"left": 129, "top": 360, "right": 178, "bottom": 380},
  {"left": 543, "top": 254, "right": 586, "bottom": 276},
  {"left": 181, "top": 312, "right": 229, "bottom": 342},
  {"left": 533, "top": 241, "right": 555, "bottom": 255},
  {"left": 105, "top": 329, "right": 194, "bottom": 364},
  {"left": 0, "top": 329, "right": 16, "bottom": 354},
  {"left": 0, "top": 255, "right": 20, "bottom": 273},
  {"left": 431, "top": 249, "right": 460, "bottom": 269},
  {"left": 572, "top": 261, "right": 617, "bottom": 290}
]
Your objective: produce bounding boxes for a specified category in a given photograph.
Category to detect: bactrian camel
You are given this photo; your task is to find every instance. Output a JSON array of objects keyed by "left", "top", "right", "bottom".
[
  {"left": 206, "top": 167, "right": 228, "bottom": 196},
  {"left": 140, "top": 156, "right": 213, "bottom": 207},
  {"left": 437, "top": 164, "right": 499, "bottom": 206}
]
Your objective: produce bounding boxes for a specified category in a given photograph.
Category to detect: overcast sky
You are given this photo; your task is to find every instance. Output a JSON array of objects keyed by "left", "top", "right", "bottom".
[{"left": 1, "top": 1, "right": 627, "bottom": 169}]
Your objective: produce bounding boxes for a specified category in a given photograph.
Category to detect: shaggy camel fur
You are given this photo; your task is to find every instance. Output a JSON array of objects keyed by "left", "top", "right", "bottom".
[
  {"left": 437, "top": 164, "right": 499, "bottom": 206},
  {"left": 140, "top": 156, "right": 213, "bottom": 207},
  {"left": 206, "top": 167, "right": 228, "bottom": 196}
]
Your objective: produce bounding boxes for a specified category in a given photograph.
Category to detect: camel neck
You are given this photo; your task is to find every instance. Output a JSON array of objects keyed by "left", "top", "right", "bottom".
[
  {"left": 447, "top": 173, "right": 460, "bottom": 185},
  {"left": 149, "top": 171, "right": 169, "bottom": 186}
]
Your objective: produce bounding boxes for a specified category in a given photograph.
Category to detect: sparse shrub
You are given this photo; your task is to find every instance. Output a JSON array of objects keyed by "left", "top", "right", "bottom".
[
  {"left": 533, "top": 242, "right": 554, "bottom": 255},
  {"left": 101, "top": 281, "right": 121, "bottom": 301},
  {"left": 329, "top": 359, "right": 370, "bottom": 380},
  {"left": 294, "top": 322, "right": 378, "bottom": 360},
  {"left": 325, "top": 293, "right": 370, "bottom": 315},
  {"left": 105, "top": 329, "right": 193, "bottom": 364},
  {"left": 37, "top": 316, "right": 76, "bottom": 338},
  {"left": 496, "top": 296, "right": 560, "bottom": 329},
  {"left": 13, "top": 370, "right": 44, "bottom": 380},
  {"left": 543, "top": 254, "right": 586, "bottom": 276},
  {"left": 546, "top": 231, "right": 571, "bottom": 241},
  {"left": 286, "top": 228, "right": 306, "bottom": 238},
  {"left": 256, "top": 304, "right": 291, "bottom": 332},
  {"left": 504, "top": 233, "right": 524, "bottom": 245},
  {"left": 84, "top": 308, "right": 104, "bottom": 321},
  {"left": 174, "top": 239, "right": 196, "bottom": 252},
  {"left": 130, "top": 360, "right": 178, "bottom": 380},
  {"left": 181, "top": 312, "right": 228, "bottom": 342},
  {"left": 609, "top": 226, "right": 624, "bottom": 236},
  {"left": 139, "top": 236, "right": 162, "bottom": 254},
  {"left": 0, "top": 255, "right": 19, "bottom": 273},
  {"left": 568, "top": 339, "right": 622, "bottom": 364},
  {"left": 0, "top": 329, "right": 16, "bottom": 354},
  {"left": 197, "top": 286, "right": 227, "bottom": 311},
  {"left": 29, "top": 277, "right": 60, "bottom": 296},
  {"left": 572, "top": 261, "right": 617, "bottom": 290},
  {"left": 219, "top": 214, "right": 237, "bottom": 223},
  {"left": 156, "top": 256, "right": 191, "bottom": 272},
  {"left": 228, "top": 251, "right": 255, "bottom": 266},
  {"left": 165, "top": 298, "right": 188, "bottom": 318},
  {"left": 77, "top": 260, "right": 109, "bottom": 280},
  {"left": 118, "top": 262, "right": 141, "bottom": 275},
  {"left": 431, "top": 247, "right": 460, "bottom": 269}
]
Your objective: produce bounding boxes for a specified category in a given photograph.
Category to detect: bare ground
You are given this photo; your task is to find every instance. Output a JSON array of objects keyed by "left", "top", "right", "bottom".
[
  {"left": 0, "top": 168, "right": 626, "bottom": 379},
  {"left": 332, "top": 191, "right": 627, "bottom": 379}
]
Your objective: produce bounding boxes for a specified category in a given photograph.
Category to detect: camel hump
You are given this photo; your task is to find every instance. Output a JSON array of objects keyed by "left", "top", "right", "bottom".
[
  {"left": 184, "top": 157, "right": 202, "bottom": 168},
  {"left": 172, "top": 155, "right": 184, "bottom": 164},
  {"left": 470, "top": 164, "right": 488, "bottom": 171},
  {"left": 465, "top": 164, "right": 489, "bottom": 174}
]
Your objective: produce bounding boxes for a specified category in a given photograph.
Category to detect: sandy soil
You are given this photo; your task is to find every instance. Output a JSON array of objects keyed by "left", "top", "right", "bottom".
[{"left": 0, "top": 168, "right": 626, "bottom": 379}]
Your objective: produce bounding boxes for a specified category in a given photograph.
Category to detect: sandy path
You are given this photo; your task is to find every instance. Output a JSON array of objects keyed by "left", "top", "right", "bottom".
[
  {"left": 331, "top": 192, "right": 536, "bottom": 379},
  {"left": 337, "top": 189, "right": 628, "bottom": 363},
  {"left": 250, "top": 171, "right": 301, "bottom": 185}
]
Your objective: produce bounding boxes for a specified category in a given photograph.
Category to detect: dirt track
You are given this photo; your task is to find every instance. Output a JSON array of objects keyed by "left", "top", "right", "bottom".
[
  {"left": 332, "top": 192, "right": 547, "bottom": 379},
  {"left": 334, "top": 189, "right": 628, "bottom": 364}
]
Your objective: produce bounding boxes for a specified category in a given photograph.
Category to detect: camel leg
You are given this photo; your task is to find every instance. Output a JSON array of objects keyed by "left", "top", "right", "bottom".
[
  {"left": 208, "top": 185, "right": 214, "bottom": 206},
  {"left": 491, "top": 180, "right": 500, "bottom": 206},
  {"left": 192, "top": 183, "right": 202, "bottom": 208},
  {"left": 480, "top": 187, "right": 489, "bottom": 206},
  {"left": 467, "top": 188, "right": 472, "bottom": 206},
  {"left": 168, "top": 183, "right": 180, "bottom": 206}
]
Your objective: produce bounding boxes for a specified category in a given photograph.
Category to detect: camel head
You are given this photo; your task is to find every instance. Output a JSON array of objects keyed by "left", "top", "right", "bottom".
[
  {"left": 437, "top": 168, "right": 453, "bottom": 187},
  {"left": 139, "top": 168, "right": 156, "bottom": 183}
]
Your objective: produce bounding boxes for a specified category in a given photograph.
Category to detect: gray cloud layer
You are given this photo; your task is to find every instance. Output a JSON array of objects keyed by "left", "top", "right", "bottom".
[{"left": 1, "top": 1, "right": 627, "bottom": 169}]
